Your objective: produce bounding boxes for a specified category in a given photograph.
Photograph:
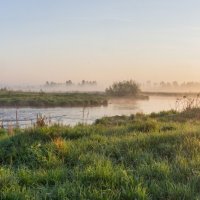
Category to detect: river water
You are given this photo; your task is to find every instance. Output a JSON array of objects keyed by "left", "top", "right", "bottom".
[{"left": 0, "top": 96, "right": 178, "bottom": 128}]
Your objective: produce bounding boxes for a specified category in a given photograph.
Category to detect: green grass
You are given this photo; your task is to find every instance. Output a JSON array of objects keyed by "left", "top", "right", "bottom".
[
  {"left": 0, "top": 90, "right": 108, "bottom": 107},
  {"left": 0, "top": 110, "right": 200, "bottom": 199}
]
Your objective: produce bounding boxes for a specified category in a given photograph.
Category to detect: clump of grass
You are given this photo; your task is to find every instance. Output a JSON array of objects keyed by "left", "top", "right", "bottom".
[{"left": 127, "top": 119, "right": 158, "bottom": 133}]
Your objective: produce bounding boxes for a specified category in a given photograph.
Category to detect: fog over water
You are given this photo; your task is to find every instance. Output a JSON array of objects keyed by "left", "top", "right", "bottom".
[
  {"left": 2, "top": 82, "right": 200, "bottom": 93},
  {"left": 0, "top": 83, "right": 106, "bottom": 92}
]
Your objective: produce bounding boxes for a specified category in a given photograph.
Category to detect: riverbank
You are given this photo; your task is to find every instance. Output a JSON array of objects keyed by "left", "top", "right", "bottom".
[
  {"left": 142, "top": 91, "right": 200, "bottom": 97},
  {"left": 0, "top": 90, "right": 149, "bottom": 108},
  {"left": 0, "top": 90, "right": 108, "bottom": 107},
  {"left": 0, "top": 109, "right": 200, "bottom": 199}
]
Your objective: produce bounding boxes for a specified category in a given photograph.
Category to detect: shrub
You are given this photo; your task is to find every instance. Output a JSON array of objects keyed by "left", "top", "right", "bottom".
[{"left": 106, "top": 80, "right": 140, "bottom": 97}]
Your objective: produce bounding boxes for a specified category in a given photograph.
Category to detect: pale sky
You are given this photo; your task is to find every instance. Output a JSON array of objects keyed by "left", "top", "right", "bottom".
[{"left": 1, "top": 0, "right": 200, "bottom": 85}]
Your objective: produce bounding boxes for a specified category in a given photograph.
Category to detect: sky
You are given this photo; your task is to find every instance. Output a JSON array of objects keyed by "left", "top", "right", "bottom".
[{"left": 1, "top": 0, "right": 200, "bottom": 85}]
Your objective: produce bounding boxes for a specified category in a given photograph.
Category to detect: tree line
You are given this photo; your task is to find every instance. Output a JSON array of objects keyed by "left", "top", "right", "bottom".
[{"left": 45, "top": 80, "right": 97, "bottom": 87}]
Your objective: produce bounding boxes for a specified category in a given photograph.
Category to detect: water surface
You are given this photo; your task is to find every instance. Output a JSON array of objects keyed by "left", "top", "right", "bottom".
[{"left": 0, "top": 96, "right": 177, "bottom": 127}]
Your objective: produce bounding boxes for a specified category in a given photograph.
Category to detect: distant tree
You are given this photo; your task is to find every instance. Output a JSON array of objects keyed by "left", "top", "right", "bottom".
[
  {"left": 106, "top": 80, "right": 140, "bottom": 97},
  {"left": 172, "top": 81, "right": 179, "bottom": 87},
  {"left": 66, "top": 80, "right": 73, "bottom": 85},
  {"left": 160, "top": 81, "right": 166, "bottom": 88},
  {"left": 82, "top": 80, "right": 85, "bottom": 85}
]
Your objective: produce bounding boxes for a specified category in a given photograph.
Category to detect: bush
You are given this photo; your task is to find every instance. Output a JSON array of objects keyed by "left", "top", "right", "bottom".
[{"left": 106, "top": 80, "right": 140, "bottom": 97}]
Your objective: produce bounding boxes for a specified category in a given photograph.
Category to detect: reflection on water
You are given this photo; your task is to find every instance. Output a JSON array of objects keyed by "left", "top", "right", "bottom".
[{"left": 0, "top": 96, "right": 177, "bottom": 127}]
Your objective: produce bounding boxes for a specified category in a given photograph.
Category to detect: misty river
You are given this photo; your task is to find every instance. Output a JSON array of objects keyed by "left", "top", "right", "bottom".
[{"left": 0, "top": 95, "right": 178, "bottom": 128}]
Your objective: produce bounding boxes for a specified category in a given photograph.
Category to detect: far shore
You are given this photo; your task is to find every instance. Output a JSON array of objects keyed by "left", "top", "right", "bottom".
[
  {"left": 142, "top": 91, "right": 200, "bottom": 97},
  {"left": 0, "top": 89, "right": 199, "bottom": 108}
]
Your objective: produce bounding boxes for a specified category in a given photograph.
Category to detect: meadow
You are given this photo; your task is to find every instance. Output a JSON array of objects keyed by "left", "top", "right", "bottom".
[
  {"left": 0, "top": 109, "right": 200, "bottom": 199},
  {"left": 0, "top": 90, "right": 108, "bottom": 107}
]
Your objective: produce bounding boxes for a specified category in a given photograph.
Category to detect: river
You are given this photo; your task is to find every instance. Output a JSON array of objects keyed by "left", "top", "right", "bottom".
[{"left": 0, "top": 95, "right": 178, "bottom": 128}]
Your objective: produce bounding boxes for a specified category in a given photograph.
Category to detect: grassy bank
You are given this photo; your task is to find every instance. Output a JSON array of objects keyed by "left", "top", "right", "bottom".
[
  {"left": 0, "top": 90, "right": 149, "bottom": 108},
  {"left": 0, "top": 110, "right": 200, "bottom": 199},
  {"left": 142, "top": 91, "right": 200, "bottom": 97},
  {"left": 0, "top": 90, "right": 108, "bottom": 107}
]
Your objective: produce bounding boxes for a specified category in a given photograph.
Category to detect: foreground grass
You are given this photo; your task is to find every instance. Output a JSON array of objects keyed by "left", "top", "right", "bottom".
[
  {"left": 0, "top": 111, "right": 200, "bottom": 199},
  {"left": 0, "top": 91, "right": 108, "bottom": 107}
]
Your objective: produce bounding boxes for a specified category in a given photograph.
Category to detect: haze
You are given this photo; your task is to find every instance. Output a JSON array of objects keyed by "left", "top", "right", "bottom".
[{"left": 1, "top": 0, "right": 200, "bottom": 86}]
